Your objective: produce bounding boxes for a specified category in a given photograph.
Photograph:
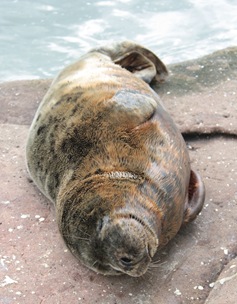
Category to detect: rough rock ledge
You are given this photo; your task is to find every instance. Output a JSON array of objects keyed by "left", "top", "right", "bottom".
[{"left": 1, "top": 47, "right": 237, "bottom": 304}]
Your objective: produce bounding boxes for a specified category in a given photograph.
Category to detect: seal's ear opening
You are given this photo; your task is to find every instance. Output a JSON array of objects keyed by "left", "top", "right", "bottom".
[
  {"left": 113, "top": 49, "right": 168, "bottom": 84},
  {"left": 183, "top": 170, "right": 205, "bottom": 224}
]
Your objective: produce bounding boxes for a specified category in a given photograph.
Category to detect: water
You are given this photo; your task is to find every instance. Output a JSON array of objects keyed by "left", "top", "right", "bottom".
[{"left": 1, "top": 0, "right": 237, "bottom": 82}]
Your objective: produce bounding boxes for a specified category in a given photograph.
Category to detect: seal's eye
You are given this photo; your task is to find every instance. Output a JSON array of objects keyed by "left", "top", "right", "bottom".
[{"left": 120, "top": 257, "right": 132, "bottom": 267}]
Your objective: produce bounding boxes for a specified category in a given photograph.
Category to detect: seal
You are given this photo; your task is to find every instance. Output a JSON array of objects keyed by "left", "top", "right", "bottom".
[{"left": 26, "top": 41, "right": 205, "bottom": 277}]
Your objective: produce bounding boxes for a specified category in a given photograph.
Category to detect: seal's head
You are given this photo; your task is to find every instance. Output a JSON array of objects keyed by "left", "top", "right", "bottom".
[
  {"left": 57, "top": 178, "right": 160, "bottom": 277},
  {"left": 93, "top": 214, "right": 158, "bottom": 277}
]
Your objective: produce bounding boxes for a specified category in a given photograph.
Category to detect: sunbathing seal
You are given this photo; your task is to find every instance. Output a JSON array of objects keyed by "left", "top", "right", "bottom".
[{"left": 26, "top": 41, "right": 205, "bottom": 277}]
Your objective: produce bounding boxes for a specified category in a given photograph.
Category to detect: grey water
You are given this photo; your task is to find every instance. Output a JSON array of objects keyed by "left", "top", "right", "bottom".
[{"left": 1, "top": 0, "right": 237, "bottom": 82}]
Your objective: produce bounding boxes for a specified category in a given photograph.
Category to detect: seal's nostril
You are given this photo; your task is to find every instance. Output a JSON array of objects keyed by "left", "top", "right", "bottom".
[{"left": 120, "top": 257, "right": 132, "bottom": 266}]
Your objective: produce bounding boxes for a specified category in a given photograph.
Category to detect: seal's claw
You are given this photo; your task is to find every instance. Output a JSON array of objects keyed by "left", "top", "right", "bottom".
[{"left": 183, "top": 170, "right": 205, "bottom": 224}]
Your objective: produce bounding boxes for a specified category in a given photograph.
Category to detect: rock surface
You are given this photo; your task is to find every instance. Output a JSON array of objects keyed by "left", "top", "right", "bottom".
[{"left": 0, "top": 47, "right": 237, "bottom": 304}]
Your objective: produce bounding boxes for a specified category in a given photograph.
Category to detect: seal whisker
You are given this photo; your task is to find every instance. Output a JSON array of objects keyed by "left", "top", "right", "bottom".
[
  {"left": 150, "top": 258, "right": 161, "bottom": 265},
  {"left": 143, "top": 268, "right": 154, "bottom": 279},
  {"left": 92, "top": 260, "right": 99, "bottom": 267},
  {"left": 148, "top": 264, "right": 161, "bottom": 269},
  {"left": 149, "top": 260, "right": 167, "bottom": 269},
  {"left": 62, "top": 233, "right": 90, "bottom": 242}
]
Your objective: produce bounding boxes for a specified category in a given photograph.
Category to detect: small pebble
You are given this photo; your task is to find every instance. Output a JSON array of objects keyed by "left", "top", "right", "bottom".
[
  {"left": 21, "top": 214, "right": 30, "bottom": 219},
  {"left": 174, "top": 288, "right": 181, "bottom": 296}
]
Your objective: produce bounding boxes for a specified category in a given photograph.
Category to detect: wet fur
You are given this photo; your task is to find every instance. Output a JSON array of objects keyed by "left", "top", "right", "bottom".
[{"left": 26, "top": 41, "right": 205, "bottom": 277}]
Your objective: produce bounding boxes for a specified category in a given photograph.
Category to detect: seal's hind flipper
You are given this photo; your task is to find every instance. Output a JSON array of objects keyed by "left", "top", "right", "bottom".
[
  {"left": 183, "top": 170, "right": 205, "bottom": 224},
  {"left": 114, "top": 51, "right": 157, "bottom": 84},
  {"left": 91, "top": 41, "right": 168, "bottom": 84}
]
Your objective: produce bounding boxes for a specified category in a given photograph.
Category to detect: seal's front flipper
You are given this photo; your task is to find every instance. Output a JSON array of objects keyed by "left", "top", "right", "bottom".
[{"left": 183, "top": 170, "right": 205, "bottom": 224}]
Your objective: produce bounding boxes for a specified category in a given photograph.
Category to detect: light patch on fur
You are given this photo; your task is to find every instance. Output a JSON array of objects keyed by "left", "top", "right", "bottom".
[{"left": 102, "top": 171, "right": 139, "bottom": 180}]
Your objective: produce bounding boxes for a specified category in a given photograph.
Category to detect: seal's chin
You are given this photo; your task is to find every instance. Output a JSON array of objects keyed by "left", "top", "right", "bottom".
[{"left": 94, "top": 214, "right": 159, "bottom": 277}]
